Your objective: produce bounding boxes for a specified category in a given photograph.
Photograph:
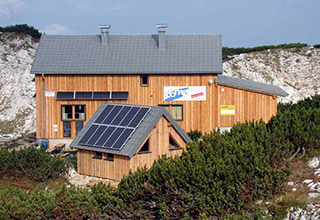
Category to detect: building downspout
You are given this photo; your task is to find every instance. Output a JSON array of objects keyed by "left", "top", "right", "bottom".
[{"left": 42, "top": 73, "right": 46, "bottom": 138}]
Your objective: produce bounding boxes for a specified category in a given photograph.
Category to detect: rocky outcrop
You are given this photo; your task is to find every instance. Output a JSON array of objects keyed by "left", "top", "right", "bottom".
[
  {"left": 0, "top": 32, "right": 37, "bottom": 134},
  {"left": 223, "top": 47, "right": 320, "bottom": 103}
]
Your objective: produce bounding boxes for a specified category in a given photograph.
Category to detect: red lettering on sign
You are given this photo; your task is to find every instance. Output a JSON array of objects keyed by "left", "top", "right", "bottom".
[{"left": 191, "top": 92, "right": 204, "bottom": 98}]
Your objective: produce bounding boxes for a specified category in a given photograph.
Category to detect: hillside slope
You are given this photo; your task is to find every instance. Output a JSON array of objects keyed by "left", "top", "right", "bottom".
[
  {"left": 0, "top": 33, "right": 319, "bottom": 134},
  {"left": 223, "top": 47, "right": 320, "bottom": 103}
]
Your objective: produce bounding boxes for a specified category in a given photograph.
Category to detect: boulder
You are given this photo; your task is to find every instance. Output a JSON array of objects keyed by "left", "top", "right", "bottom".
[{"left": 308, "top": 157, "right": 320, "bottom": 169}]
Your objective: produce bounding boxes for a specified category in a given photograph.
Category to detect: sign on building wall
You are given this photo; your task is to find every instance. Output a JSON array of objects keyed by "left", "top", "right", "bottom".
[
  {"left": 163, "top": 86, "right": 206, "bottom": 101},
  {"left": 45, "top": 89, "right": 55, "bottom": 97},
  {"left": 220, "top": 105, "right": 235, "bottom": 115}
]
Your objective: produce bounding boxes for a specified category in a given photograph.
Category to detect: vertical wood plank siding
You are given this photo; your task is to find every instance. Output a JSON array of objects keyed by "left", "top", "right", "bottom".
[
  {"left": 36, "top": 74, "right": 219, "bottom": 138},
  {"left": 77, "top": 150, "right": 130, "bottom": 180},
  {"left": 217, "top": 85, "right": 277, "bottom": 127},
  {"left": 36, "top": 74, "right": 278, "bottom": 139}
]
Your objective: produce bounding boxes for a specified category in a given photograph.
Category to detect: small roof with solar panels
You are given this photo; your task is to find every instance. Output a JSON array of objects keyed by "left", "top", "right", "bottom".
[{"left": 70, "top": 103, "right": 192, "bottom": 158}]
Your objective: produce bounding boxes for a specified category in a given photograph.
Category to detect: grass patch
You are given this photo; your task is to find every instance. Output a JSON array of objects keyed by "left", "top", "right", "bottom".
[
  {"left": 269, "top": 189, "right": 309, "bottom": 219},
  {"left": 0, "top": 175, "right": 69, "bottom": 191}
]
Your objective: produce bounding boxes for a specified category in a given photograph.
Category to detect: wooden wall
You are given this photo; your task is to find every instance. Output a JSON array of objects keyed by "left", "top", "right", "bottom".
[
  {"left": 217, "top": 85, "right": 277, "bottom": 127},
  {"left": 77, "top": 149, "right": 130, "bottom": 180},
  {"left": 35, "top": 74, "right": 219, "bottom": 139},
  {"left": 35, "top": 74, "right": 279, "bottom": 140},
  {"left": 77, "top": 116, "right": 186, "bottom": 180},
  {"left": 130, "top": 117, "right": 186, "bottom": 172}
]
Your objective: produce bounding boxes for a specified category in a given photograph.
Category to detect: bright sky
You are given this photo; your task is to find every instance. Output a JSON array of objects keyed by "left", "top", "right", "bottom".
[{"left": 0, "top": 0, "right": 319, "bottom": 47}]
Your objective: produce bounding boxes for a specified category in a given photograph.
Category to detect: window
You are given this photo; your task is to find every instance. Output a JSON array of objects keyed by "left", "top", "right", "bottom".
[
  {"left": 76, "top": 121, "right": 84, "bottom": 135},
  {"left": 75, "top": 105, "right": 85, "bottom": 120},
  {"left": 159, "top": 105, "right": 183, "bottom": 121},
  {"left": 169, "top": 135, "right": 182, "bottom": 151},
  {"left": 141, "top": 75, "right": 149, "bottom": 87},
  {"left": 62, "top": 105, "right": 73, "bottom": 120},
  {"left": 61, "top": 105, "right": 86, "bottom": 121},
  {"left": 63, "top": 121, "right": 71, "bottom": 137},
  {"left": 138, "top": 139, "right": 151, "bottom": 154},
  {"left": 172, "top": 105, "right": 183, "bottom": 121},
  {"left": 93, "top": 152, "right": 103, "bottom": 159},
  {"left": 105, "top": 153, "right": 114, "bottom": 161},
  {"left": 57, "top": 91, "right": 129, "bottom": 100}
]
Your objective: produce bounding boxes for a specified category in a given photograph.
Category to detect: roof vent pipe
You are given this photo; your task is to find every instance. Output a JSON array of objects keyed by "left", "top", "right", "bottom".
[
  {"left": 156, "top": 24, "right": 167, "bottom": 49},
  {"left": 99, "top": 25, "right": 111, "bottom": 45}
]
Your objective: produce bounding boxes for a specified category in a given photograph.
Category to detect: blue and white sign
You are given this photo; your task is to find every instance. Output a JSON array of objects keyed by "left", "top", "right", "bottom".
[{"left": 163, "top": 86, "right": 206, "bottom": 101}]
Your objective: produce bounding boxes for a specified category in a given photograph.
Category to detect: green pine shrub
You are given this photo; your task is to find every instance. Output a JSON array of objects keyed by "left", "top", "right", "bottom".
[
  {"left": 223, "top": 43, "right": 308, "bottom": 61},
  {"left": 0, "top": 24, "right": 41, "bottom": 39},
  {"left": 0, "top": 147, "right": 68, "bottom": 181},
  {"left": 187, "top": 130, "right": 202, "bottom": 141},
  {"left": 0, "top": 186, "right": 101, "bottom": 219}
]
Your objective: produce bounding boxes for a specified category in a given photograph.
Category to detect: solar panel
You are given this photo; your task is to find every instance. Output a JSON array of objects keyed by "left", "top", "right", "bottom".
[
  {"left": 56, "top": 91, "right": 128, "bottom": 100},
  {"left": 57, "top": 92, "right": 74, "bottom": 99},
  {"left": 128, "top": 108, "right": 150, "bottom": 127},
  {"left": 112, "top": 128, "right": 134, "bottom": 149},
  {"left": 111, "top": 92, "right": 129, "bottom": 99},
  {"left": 75, "top": 92, "right": 92, "bottom": 99},
  {"left": 94, "top": 105, "right": 114, "bottom": 123},
  {"left": 102, "top": 106, "right": 123, "bottom": 124},
  {"left": 119, "top": 107, "right": 140, "bottom": 127},
  {"left": 86, "top": 126, "right": 108, "bottom": 145},
  {"left": 110, "top": 106, "right": 131, "bottom": 125},
  {"left": 79, "top": 125, "right": 99, "bottom": 144},
  {"left": 103, "top": 127, "right": 125, "bottom": 148},
  {"left": 78, "top": 104, "right": 150, "bottom": 151},
  {"left": 93, "top": 92, "right": 111, "bottom": 99}
]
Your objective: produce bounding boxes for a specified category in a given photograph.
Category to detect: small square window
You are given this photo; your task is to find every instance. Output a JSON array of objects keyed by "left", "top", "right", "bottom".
[
  {"left": 105, "top": 153, "right": 114, "bottom": 161},
  {"left": 93, "top": 152, "right": 103, "bottom": 159},
  {"left": 141, "top": 75, "right": 149, "bottom": 87}
]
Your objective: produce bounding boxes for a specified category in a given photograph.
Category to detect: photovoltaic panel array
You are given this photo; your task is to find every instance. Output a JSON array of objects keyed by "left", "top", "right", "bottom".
[
  {"left": 78, "top": 104, "right": 150, "bottom": 151},
  {"left": 56, "top": 91, "right": 128, "bottom": 100}
]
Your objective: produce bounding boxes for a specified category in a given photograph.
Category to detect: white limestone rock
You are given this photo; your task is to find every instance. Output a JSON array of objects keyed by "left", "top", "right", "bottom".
[
  {"left": 223, "top": 47, "right": 320, "bottom": 104},
  {"left": 308, "top": 157, "right": 320, "bottom": 169}
]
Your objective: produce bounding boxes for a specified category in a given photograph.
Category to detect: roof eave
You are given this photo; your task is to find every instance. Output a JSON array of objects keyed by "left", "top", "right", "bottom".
[{"left": 215, "top": 81, "right": 288, "bottom": 97}]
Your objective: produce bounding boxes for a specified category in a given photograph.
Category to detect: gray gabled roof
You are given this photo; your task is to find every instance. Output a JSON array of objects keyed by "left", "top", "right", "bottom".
[
  {"left": 30, "top": 34, "right": 222, "bottom": 74},
  {"left": 70, "top": 102, "right": 192, "bottom": 158},
  {"left": 215, "top": 75, "right": 288, "bottom": 97}
]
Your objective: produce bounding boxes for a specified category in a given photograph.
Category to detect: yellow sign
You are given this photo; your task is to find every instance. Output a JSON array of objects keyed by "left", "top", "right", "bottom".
[{"left": 221, "top": 105, "right": 235, "bottom": 115}]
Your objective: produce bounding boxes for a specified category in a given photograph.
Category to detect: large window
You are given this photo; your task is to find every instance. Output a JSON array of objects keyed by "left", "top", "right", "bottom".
[
  {"left": 159, "top": 105, "right": 183, "bottom": 121},
  {"left": 61, "top": 105, "right": 86, "bottom": 121}
]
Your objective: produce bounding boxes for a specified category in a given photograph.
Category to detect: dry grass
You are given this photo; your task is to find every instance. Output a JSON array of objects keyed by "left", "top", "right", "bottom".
[{"left": 0, "top": 175, "right": 69, "bottom": 191}]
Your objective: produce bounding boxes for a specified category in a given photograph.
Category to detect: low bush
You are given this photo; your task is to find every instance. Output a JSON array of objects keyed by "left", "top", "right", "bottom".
[
  {"left": 0, "top": 186, "right": 101, "bottom": 219},
  {"left": 0, "top": 24, "right": 41, "bottom": 39},
  {"left": 0, "top": 147, "right": 68, "bottom": 181},
  {"left": 223, "top": 43, "right": 308, "bottom": 61},
  {"left": 187, "top": 129, "right": 202, "bottom": 141}
]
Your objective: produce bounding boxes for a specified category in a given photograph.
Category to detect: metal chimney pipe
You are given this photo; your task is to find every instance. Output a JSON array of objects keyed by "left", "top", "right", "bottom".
[
  {"left": 99, "top": 25, "right": 111, "bottom": 45},
  {"left": 156, "top": 24, "right": 167, "bottom": 49}
]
